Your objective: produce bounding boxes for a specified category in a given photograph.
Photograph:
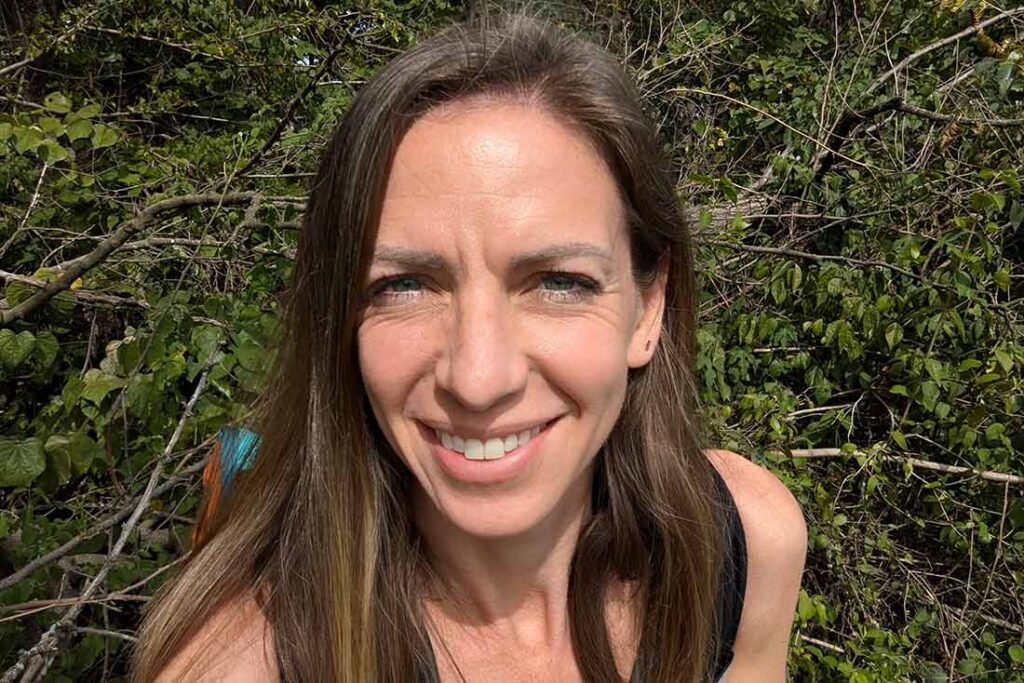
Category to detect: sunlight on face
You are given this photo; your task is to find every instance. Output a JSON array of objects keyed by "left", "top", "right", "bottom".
[{"left": 357, "top": 99, "right": 658, "bottom": 538}]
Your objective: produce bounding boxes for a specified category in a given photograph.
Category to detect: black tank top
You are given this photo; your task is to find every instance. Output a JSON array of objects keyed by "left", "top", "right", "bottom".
[{"left": 420, "top": 467, "right": 748, "bottom": 682}]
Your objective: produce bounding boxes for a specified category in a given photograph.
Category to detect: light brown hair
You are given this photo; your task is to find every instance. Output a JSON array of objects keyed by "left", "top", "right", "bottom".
[{"left": 132, "top": 10, "right": 726, "bottom": 682}]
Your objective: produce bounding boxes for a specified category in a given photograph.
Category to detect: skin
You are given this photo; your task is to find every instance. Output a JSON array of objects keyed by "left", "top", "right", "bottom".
[{"left": 157, "top": 100, "right": 807, "bottom": 682}]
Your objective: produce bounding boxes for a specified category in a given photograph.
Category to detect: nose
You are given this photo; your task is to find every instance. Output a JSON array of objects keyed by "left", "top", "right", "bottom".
[{"left": 434, "top": 285, "right": 529, "bottom": 412}]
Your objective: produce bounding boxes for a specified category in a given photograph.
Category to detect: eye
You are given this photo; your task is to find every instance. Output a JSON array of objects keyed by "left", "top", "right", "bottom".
[
  {"left": 538, "top": 271, "right": 602, "bottom": 303},
  {"left": 365, "top": 275, "right": 426, "bottom": 305}
]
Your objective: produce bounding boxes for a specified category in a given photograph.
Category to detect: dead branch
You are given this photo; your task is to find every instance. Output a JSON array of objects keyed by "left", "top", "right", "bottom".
[
  {"left": 2, "top": 366, "right": 213, "bottom": 683},
  {"left": 0, "top": 192, "right": 259, "bottom": 325},
  {"left": 866, "top": 8, "right": 1024, "bottom": 95},
  {"left": 782, "top": 447, "right": 1024, "bottom": 486},
  {"left": 0, "top": 455, "right": 207, "bottom": 595}
]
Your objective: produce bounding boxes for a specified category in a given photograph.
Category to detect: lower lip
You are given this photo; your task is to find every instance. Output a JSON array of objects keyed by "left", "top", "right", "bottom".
[{"left": 418, "top": 418, "right": 558, "bottom": 486}]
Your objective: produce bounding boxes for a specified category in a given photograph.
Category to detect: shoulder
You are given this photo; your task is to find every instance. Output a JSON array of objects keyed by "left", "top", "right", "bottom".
[
  {"left": 154, "top": 596, "right": 278, "bottom": 683},
  {"left": 705, "top": 449, "right": 807, "bottom": 682}
]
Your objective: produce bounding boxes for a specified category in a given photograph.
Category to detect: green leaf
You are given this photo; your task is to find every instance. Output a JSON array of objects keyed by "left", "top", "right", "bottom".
[
  {"left": 44, "top": 435, "right": 73, "bottom": 485},
  {"left": 885, "top": 322, "right": 903, "bottom": 350},
  {"left": 75, "top": 103, "right": 102, "bottom": 119},
  {"left": 43, "top": 92, "right": 72, "bottom": 113},
  {"left": 0, "top": 329, "right": 36, "bottom": 370},
  {"left": 90, "top": 124, "right": 119, "bottom": 149},
  {"left": 0, "top": 436, "right": 46, "bottom": 488},
  {"left": 68, "top": 431, "right": 100, "bottom": 476},
  {"left": 1009, "top": 644, "right": 1024, "bottom": 664},
  {"left": 38, "top": 116, "right": 63, "bottom": 136},
  {"left": 65, "top": 118, "right": 93, "bottom": 142},
  {"left": 32, "top": 330, "right": 59, "bottom": 370},
  {"left": 14, "top": 126, "right": 43, "bottom": 154},
  {"left": 891, "top": 430, "right": 907, "bottom": 449},
  {"left": 40, "top": 139, "right": 69, "bottom": 163},
  {"left": 993, "top": 348, "right": 1013, "bottom": 374},
  {"left": 80, "top": 368, "right": 125, "bottom": 405}
]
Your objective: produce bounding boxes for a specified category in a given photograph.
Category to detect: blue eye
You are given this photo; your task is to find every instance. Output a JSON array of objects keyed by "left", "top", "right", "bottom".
[
  {"left": 539, "top": 271, "right": 602, "bottom": 302},
  {"left": 366, "top": 276, "right": 425, "bottom": 304}
]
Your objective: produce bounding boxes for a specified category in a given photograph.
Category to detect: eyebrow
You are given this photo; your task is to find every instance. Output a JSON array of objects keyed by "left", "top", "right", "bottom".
[{"left": 371, "top": 242, "right": 615, "bottom": 277}]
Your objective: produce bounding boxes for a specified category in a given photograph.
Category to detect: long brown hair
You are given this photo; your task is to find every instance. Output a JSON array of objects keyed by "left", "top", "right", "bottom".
[{"left": 132, "top": 10, "right": 726, "bottom": 683}]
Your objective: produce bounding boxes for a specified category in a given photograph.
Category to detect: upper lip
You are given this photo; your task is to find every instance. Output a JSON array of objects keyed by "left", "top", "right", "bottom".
[{"left": 420, "top": 417, "right": 558, "bottom": 441}]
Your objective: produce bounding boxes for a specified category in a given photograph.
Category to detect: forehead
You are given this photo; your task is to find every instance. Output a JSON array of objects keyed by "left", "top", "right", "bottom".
[{"left": 374, "top": 98, "right": 628, "bottom": 259}]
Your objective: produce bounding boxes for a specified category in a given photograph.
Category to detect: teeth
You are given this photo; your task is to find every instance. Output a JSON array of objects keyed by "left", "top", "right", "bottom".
[
  {"left": 434, "top": 421, "right": 548, "bottom": 460},
  {"left": 464, "top": 439, "right": 485, "bottom": 460}
]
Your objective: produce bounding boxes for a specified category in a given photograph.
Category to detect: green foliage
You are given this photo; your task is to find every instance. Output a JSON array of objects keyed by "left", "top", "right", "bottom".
[{"left": 1, "top": 0, "right": 1022, "bottom": 681}]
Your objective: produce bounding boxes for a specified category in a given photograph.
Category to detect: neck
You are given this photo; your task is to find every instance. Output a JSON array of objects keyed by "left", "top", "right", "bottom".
[{"left": 413, "top": 472, "right": 593, "bottom": 649}]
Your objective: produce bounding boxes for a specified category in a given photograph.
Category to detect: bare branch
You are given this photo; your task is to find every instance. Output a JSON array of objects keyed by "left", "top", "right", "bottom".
[
  {"left": 2, "top": 367, "right": 214, "bottom": 683},
  {"left": 865, "top": 8, "right": 1024, "bottom": 95},
  {"left": 0, "top": 192, "right": 259, "bottom": 325}
]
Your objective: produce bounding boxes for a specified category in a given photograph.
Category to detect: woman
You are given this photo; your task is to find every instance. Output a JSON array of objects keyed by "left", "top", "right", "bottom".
[{"left": 133, "top": 11, "right": 806, "bottom": 683}]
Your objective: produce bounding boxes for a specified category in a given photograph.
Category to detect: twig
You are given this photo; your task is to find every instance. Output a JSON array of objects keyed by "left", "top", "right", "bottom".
[
  {"left": 232, "top": 37, "right": 354, "bottom": 179},
  {"left": 0, "top": 192, "right": 259, "bottom": 325},
  {"left": 702, "top": 238, "right": 947, "bottom": 290},
  {"left": 865, "top": 8, "right": 1024, "bottom": 95},
  {"left": 800, "top": 634, "right": 845, "bottom": 654},
  {"left": 0, "top": 163, "right": 47, "bottom": 260},
  {"left": 782, "top": 447, "right": 1024, "bottom": 485},
  {"left": 74, "top": 627, "right": 137, "bottom": 644},
  {"left": 2, "top": 366, "right": 213, "bottom": 683},
  {"left": 0, "top": 454, "right": 208, "bottom": 595}
]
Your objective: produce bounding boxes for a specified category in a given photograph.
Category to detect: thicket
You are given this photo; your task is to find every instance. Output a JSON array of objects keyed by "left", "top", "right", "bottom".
[{"left": 1, "top": 1, "right": 1021, "bottom": 681}]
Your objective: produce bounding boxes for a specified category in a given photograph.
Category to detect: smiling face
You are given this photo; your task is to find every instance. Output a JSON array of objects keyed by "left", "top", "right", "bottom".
[{"left": 357, "top": 98, "right": 666, "bottom": 539}]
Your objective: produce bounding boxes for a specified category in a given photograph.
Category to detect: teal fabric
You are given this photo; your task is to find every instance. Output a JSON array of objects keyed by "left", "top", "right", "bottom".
[{"left": 217, "top": 425, "right": 260, "bottom": 487}]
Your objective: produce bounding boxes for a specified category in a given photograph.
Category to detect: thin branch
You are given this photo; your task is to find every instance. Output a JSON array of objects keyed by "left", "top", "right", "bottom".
[
  {"left": 866, "top": 8, "right": 1024, "bottom": 95},
  {"left": 0, "top": 192, "right": 258, "bottom": 325},
  {"left": 0, "top": 456, "right": 207, "bottom": 594},
  {"left": 2, "top": 366, "right": 213, "bottom": 683},
  {"left": 783, "top": 447, "right": 1024, "bottom": 486},
  {"left": 702, "top": 238, "right": 946, "bottom": 290},
  {"left": 232, "top": 37, "right": 354, "bottom": 180}
]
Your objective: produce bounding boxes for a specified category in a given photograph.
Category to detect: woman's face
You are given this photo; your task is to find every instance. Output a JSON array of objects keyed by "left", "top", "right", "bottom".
[{"left": 357, "top": 99, "right": 666, "bottom": 539}]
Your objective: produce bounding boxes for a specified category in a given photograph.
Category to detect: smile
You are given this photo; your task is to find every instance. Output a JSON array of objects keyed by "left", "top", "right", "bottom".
[{"left": 432, "top": 422, "right": 548, "bottom": 460}]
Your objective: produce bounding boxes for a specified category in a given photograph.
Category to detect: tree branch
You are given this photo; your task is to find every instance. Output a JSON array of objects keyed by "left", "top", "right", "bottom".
[
  {"left": 2, "top": 367, "right": 214, "bottom": 683},
  {"left": 0, "top": 192, "right": 259, "bottom": 326}
]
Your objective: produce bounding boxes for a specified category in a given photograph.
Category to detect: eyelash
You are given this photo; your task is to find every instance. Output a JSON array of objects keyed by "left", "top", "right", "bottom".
[{"left": 365, "top": 270, "right": 603, "bottom": 306}]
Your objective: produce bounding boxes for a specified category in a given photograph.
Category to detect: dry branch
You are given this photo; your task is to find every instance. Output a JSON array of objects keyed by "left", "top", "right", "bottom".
[
  {"left": 865, "top": 8, "right": 1024, "bottom": 95},
  {"left": 0, "top": 193, "right": 259, "bottom": 325},
  {"left": 2, "top": 366, "right": 214, "bottom": 683},
  {"left": 782, "top": 447, "right": 1024, "bottom": 486}
]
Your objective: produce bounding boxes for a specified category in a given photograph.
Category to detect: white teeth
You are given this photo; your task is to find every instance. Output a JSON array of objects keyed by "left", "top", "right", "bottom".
[
  {"left": 464, "top": 439, "right": 485, "bottom": 460},
  {"left": 484, "top": 438, "right": 504, "bottom": 459},
  {"left": 433, "top": 421, "right": 548, "bottom": 460}
]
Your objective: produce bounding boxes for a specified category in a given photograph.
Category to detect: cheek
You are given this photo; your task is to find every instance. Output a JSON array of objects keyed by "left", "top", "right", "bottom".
[
  {"left": 357, "top": 321, "right": 435, "bottom": 415},
  {"left": 535, "top": 319, "right": 630, "bottom": 407}
]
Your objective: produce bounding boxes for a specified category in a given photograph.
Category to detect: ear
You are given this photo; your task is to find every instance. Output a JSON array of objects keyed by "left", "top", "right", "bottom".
[{"left": 627, "top": 254, "right": 669, "bottom": 369}]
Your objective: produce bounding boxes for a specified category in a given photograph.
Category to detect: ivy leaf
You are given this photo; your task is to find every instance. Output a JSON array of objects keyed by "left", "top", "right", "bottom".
[
  {"left": 43, "top": 91, "right": 72, "bottom": 113},
  {"left": 65, "top": 118, "right": 93, "bottom": 142},
  {"left": 14, "top": 126, "right": 43, "bottom": 154},
  {"left": 90, "top": 124, "right": 119, "bottom": 149},
  {"left": 32, "top": 330, "right": 60, "bottom": 370},
  {"left": 0, "top": 329, "right": 36, "bottom": 370},
  {"left": 0, "top": 436, "right": 46, "bottom": 488},
  {"left": 81, "top": 368, "right": 125, "bottom": 405},
  {"left": 40, "top": 140, "right": 69, "bottom": 163}
]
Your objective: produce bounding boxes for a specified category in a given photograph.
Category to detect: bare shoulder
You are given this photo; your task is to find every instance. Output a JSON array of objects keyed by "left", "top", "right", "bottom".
[
  {"left": 705, "top": 449, "right": 807, "bottom": 682},
  {"left": 154, "top": 595, "right": 278, "bottom": 683}
]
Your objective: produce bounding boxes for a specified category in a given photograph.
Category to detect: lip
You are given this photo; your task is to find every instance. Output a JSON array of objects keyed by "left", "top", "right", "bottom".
[{"left": 417, "top": 417, "right": 560, "bottom": 486}]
